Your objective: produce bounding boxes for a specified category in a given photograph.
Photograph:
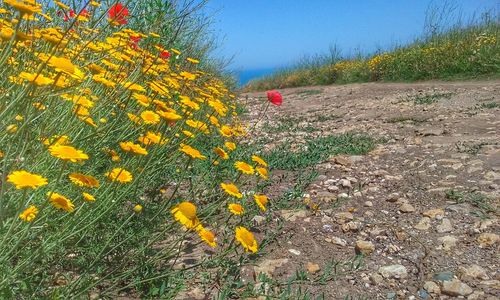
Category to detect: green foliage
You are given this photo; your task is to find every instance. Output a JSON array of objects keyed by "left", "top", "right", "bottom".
[
  {"left": 245, "top": 19, "right": 500, "bottom": 91},
  {"left": 264, "top": 134, "right": 377, "bottom": 170}
]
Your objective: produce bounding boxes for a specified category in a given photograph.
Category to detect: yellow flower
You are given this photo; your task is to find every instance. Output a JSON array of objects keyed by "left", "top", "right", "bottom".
[
  {"left": 49, "top": 145, "right": 89, "bottom": 163},
  {"left": 157, "top": 110, "right": 182, "bottom": 122},
  {"left": 15, "top": 115, "right": 23, "bottom": 121},
  {"left": 214, "top": 147, "right": 229, "bottom": 160},
  {"left": 140, "top": 110, "right": 160, "bottom": 125},
  {"left": 224, "top": 141, "right": 236, "bottom": 151},
  {"left": 68, "top": 173, "right": 99, "bottom": 188},
  {"left": 48, "top": 192, "right": 75, "bottom": 212},
  {"left": 180, "top": 95, "right": 200, "bottom": 110},
  {"left": 4, "top": 0, "right": 42, "bottom": 15},
  {"left": 228, "top": 203, "right": 244, "bottom": 215},
  {"left": 105, "top": 168, "right": 133, "bottom": 183},
  {"left": 122, "top": 81, "right": 146, "bottom": 92},
  {"left": 132, "top": 93, "right": 151, "bottom": 107},
  {"left": 171, "top": 201, "right": 200, "bottom": 229},
  {"left": 252, "top": 155, "right": 268, "bottom": 167},
  {"left": 256, "top": 167, "right": 269, "bottom": 180},
  {"left": 235, "top": 161, "right": 254, "bottom": 175},
  {"left": 198, "top": 228, "right": 216, "bottom": 248},
  {"left": 120, "top": 141, "right": 148, "bottom": 155},
  {"left": 254, "top": 194, "right": 269, "bottom": 211},
  {"left": 43, "top": 135, "right": 70, "bottom": 146},
  {"left": 186, "top": 57, "right": 200, "bottom": 64},
  {"left": 235, "top": 226, "right": 258, "bottom": 253},
  {"left": 179, "top": 144, "right": 206, "bottom": 160},
  {"left": 38, "top": 54, "right": 85, "bottom": 80},
  {"left": 19, "top": 205, "right": 38, "bottom": 222},
  {"left": 6, "top": 124, "right": 18, "bottom": 133},
  {"left": 180, "top": 71, "right": 196, "bottom": 81},
  {"left": 7, "top": 170, "right": 48, "bottom": 189},
  {"left": 138, "top": 131, "right": 166, "bottom": 146},
  {"left": 220, "top": 183, "right": 242, "bottom": 198},
  {"left": 219, "top": 125, "right": 232, "bottom": 137},
  {"left": 133, "top": 204, "right": 143, "bottom": 213},
  {"left": 82, "top": 192, "right": 95, "bottom": 202}
]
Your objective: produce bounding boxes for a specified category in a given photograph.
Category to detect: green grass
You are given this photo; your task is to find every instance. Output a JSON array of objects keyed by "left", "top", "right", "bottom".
[
  {"left": 446, "top": 190, "right": 497, "bottom": 218},
  {"left": 410, "top": 92, "right": 453, "bottom": 105},
  {"left": 244, "top": 19, "right": 500, "bottom": 91},
  {"left": 479, "top": 101, "right": 499, "bottom": 109},
  {"left": 264, "top": 133, "right": 377, "bottom": 170}
]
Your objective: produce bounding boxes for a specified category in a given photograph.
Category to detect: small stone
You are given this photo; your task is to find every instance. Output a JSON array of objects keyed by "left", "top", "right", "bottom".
[
  {"left": 386, "top": 193, "right": 400, "bottom": 202},
  {"left": 252, "top": 215, "right": 266, "bottom": 226},
  {"left": 439, "top": 235, "right": 458, "bottom": 251},
  {"left": 339, "top": 179, "right": 352, "bottom": 188},
  {"left": 306, "top": 262, "right": 321, "bottom": 274},
  {"left": 423, "top": 208, "right": 445, "bottom": 218},
  {"left": 458, "top": 265, "right": 489, "bottom": 280},
  {"left": 418, "top": 289, "right": 429, "bottom": 299},
  {"left": 338, "top": 192, "right": 349, "bottom": 198},
  {"left": 378, "top": 264, "right": 408, "bottom": 279},
  {"left": 330, "top": 236, "right": 347, "bottom": 247},
  {"left": 353, "top": 191, "right": 362, "bottom": 197},
  {"left": 424, "top": 281, "right": 441, "bottom": 294},
  {"left": 327, "top": 185, "right": 339, "bottom": 192},
  {"left": 399, "top": 203, "right": 416, "bottom": 213},
  {"left": 355, "top": 240, "right": 375, "bottom": 255},
  {"left": 441, "top": 279, "right": 473, "bottom": 296},
  {"left": 254, "top": 258, "right": 289, "bottom": 277},
  {"left": 433, "top": 271, "right": 454, "bottom": 281},
  {"left": 386, "top": 292, "right": 396, "bottom": 299},
  {"left": 467, "top": 291, "right": 485, "bottom": 300},
  {"left": 477, "top": 233, "right": 499, "bottom": 248},
  {"left": 332, "top": 156, "right": 353, "bottom": 166},
  {"left": 415, "top": 217, "right": 431, "bottom": 230},
  {"left": 280, "top": 210, "right": 307, "bottom": 222},
  {"left": 316, "top": 191, "right": 337, "bottom": 202},
  {"left": 364, "top": 201, "right": 373, "bottom": 207},
  {"left": 341, "top": 221, "right": 360, "bottom": 232},
  {"left": 334, "top": 212, "right": 354, "bottom": 224},
  {"left": 288, "top": 249, "right": 301, "bottom": 256},
  {"left": 186, "top": 287, "right": 205, "bottom": 300},
  {"left": 436, "top": 218, "right": 453, "bottom": 233},
  {"left": 370, "top": 273, "right": 384, "bottom": 285},
  {"left": 321, "top": 215, "right": 333, "bottom": 223},
  {"left": 484, "top": 171, "right": 500, "bottom": 181}
]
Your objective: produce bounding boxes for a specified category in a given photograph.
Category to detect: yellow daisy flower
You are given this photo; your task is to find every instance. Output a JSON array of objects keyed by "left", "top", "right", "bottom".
[
  {"left": 228, "top": 203, "right": 244, "bottom": 215},
  {"left": 7, "top": 170, "right": 48, "bottom": 189},
  {"left": 254, "top": 194, "right": 269, "bottom": 211},
  {"left": 105, "top": 168, "right": 133, "bottom": 183},
  {"left": 235, "top": 226, "right": 258, "bottom": 253},
  {"left": 179, "top": 144, "right": 206, "bottom": 160},
  {"left": 252, "top": 155, "right": 268, "bottom": 167},
  {"left": 82, "top": 192, "right": 95, "bottom": 202},
  {"left": 198, "top": 227, "right": 216, "bottom": 248},
  {"left": 235, "top": 161, "right": 254, "bottom": 175},
  {"left": 171, "top": 201, "right": 200, "bottom": 229},
  {"left": 48, "top": 192, "right": 75, "bottom": 212},
  {"left": 49, "top": 145, "right": 89, "bottom": 163},
  {"left": 220, "top": 182, "right": 242, "bottom": 198},
  {"left": 120, "top": 141, "right": 148, "bottom": 155},
  {"left": 68, "top": 173, "right": 99, "bottom": 188},
  {"left": 19, "top": 205, "right": 38, "bottom": 222}
]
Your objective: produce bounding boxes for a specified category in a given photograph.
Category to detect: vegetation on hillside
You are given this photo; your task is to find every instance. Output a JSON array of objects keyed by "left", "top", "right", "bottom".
[
  {"left": 0, "top": 0, "right": 263, "bottom": 298},
  {"left": 244, "top": 16, "right": 499, "bottom": 91}
]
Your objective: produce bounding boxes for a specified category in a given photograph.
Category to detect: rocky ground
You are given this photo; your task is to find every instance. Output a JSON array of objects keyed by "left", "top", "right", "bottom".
[{"left": 239, "top": 81, "right": 500, "bottom": 299}]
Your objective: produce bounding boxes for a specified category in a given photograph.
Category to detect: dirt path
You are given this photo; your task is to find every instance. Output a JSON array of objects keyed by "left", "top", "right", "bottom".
[{"left": 241, "top": 81, "right": 500, "bottom": 299}]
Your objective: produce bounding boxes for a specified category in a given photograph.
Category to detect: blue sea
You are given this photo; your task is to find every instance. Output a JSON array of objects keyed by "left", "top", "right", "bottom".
[{"left": 237, "top": 67, "right": 277, "bottom": 86}]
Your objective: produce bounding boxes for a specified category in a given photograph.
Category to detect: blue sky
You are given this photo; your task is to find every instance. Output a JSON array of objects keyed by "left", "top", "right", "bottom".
[{"left": 205, "top": 0, "right": 498, "bottom": 71}]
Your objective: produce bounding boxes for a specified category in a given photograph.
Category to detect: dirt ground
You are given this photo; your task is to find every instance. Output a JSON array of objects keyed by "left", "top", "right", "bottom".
[{"left": 239, "top": 81, "right": 500, "bottom": 299}]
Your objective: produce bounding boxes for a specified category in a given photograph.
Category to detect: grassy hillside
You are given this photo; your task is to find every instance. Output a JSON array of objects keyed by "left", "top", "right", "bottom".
[{"left": 244, "top": 19, "right": 499, "bottom": 91}]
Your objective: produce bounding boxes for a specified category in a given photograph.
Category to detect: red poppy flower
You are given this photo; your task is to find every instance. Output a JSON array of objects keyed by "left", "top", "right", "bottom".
[
  {"left": 266, "top": 90, "right": 283, "bottom": 106},
  {"left": 160, "top": 50, "right": 171, "bottom": 59},
  {"left": 108, "top": 3, "right": 129, "bottom": 25},
  {"left": 130, "top": 35, "right": 141, "bottom": 48}
]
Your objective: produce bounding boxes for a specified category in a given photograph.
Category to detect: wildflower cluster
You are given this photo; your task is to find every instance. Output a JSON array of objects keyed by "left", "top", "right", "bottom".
[{"left": 0, "top": 1, "right": 270, "bottom": 296}]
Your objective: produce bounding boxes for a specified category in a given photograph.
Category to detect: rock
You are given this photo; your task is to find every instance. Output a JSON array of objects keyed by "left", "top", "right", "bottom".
[
  {"left": 439, "top": 235, "right": 458, "bottom": 251},
  {"left": 254, "top": 258, "right": 289, "bottom": 277},
  {"left": 419, "top": 128, "right": 444, "bottom": 136},
  {"left": 418, "top": 289, "right": 429, "bottom": 299},
  {"left": 433, "top": 271, "right": 454, "bottom": 281},
  {"left": 415, "top": 217, "right": 431, "bottom": 230},
  {"left": 441, "top": 279, "right": 473, "bottom": 296},
  {"left": 423, "top": 208, "right": 445, "bottom": 218},
  {"left": 316, "top": 191, "right": 337, "bottom": 202},
  {"left": 280, "top": 210, "right": 307, "bottom": 222},
  {"left": 479, "top": 279, "right": 500, "bottom": 288},
  {"left": 288, "top": 249, "right": 301, "bottom": 256},
  {"left": 355, "top": 240, "right": 375, "bottom": 255},
  {"left": 370, "top": 273, "right": 383, "bottom": 285},
  {"left": 467, "top": 291, "right": 485, "bottom": 300},
  {"left": 477, "top": 233, "right": 499, "bottom": 248},
  {"left": 364, "top": 201, "right": 373, "bottom": 207},
  {"left": 252, "top": 215, "right": 266, "bottom": 226},
  {"left": 334, "top": 212, "right": 354, "bottom": 224},
  {"left": 423, "top": 281, "right": 441, "bottom": 294},
  {"left": 321, "top": 215, "right": 333, "bottom": 223},
  {"left": 332, "top": 156, "right": 353, "bottom": 166},
  {"left": 436, "top": 218, "right": 453, "bottom": 233},
  {"left": 484, "top": 171, "right": 500, "bottom": 181},
  {"left": 330, "top": 236, "right": 347, "bottom": 247},
  {"left": 341, "top": 221, "right": 360, "bottom": 232},
  {"left": 378, "top": 264, "right": 408, "bottom": 279},
  {"left": 327, "top": 185, "right": 339, "bottom": 192},
  {"left": 386, "top": 193, "right": 400, "bottom": 202},
  {"left": 458, "top": 265, "right": 489, "bottom": 280},
  {"left": 339, "top": 179, "right": 352, "bottom": 188},
  {"left": 399, "top": 203, "right": 416, "bottom": 213},
  {"left": 306, "top": 262, "right": 321, "bottom": 274},
  {"left": 338, "top": 192, "right": 349, "bottom": 198},
  {"left": 386, "top": 291, "right": 396, "bottom": 299}
]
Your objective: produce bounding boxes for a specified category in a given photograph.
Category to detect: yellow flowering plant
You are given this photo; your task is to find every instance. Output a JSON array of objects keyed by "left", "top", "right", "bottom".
[{"left": 0, "top": 1, "right": 273, "bottom": 298}]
